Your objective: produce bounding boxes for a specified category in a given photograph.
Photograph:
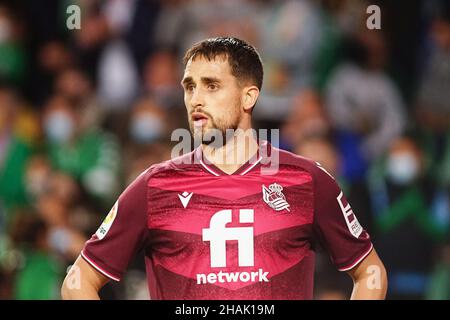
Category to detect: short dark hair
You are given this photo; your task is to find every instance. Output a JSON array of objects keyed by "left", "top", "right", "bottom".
[{"left": 183, "top": 37, "right": 264, "bottom": 90}]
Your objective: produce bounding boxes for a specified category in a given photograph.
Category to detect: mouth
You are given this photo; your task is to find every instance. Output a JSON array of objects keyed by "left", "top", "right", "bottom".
[{"left": 191, "top": 112, "right": 209, "bottom": 127}]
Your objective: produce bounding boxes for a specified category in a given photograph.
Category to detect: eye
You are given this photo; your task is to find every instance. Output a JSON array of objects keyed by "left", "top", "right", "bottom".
[
  {"left": 185, "top": 84, "right": 195, "bottom": 92},
  {"left": 207, "top": 83, "right": 218, "bottom": 91}
]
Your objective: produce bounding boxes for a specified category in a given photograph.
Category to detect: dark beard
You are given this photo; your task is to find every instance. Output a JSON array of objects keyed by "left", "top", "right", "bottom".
[{"left": 190, "top": 117, "right": 239, "bottom": 148}]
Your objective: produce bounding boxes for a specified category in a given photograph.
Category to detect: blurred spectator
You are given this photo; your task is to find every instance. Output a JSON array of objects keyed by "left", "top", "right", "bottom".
[
  {"left": 124, "top": 97, "right": 171, "bottom": 184},
  {"left": 0, "top": 267, "right": 13, "bottom": 299},
  {"left": 25, "top": 154, "right": 97, "bottom": 253},
  {"left": 102, "top": 0, "right": 137, "bottom": 38},
  {"left": 312, "top": 1, "right": 345, "bottom": 92},
  {"left": 258, "top": 0, "right": 324, "bottom": 88},
  {"left": 0, "top": 86, "right": 36, "bottom": 216},
  {"left": 123, "top": 269, "right": 151, "bottom": 300},
  {"left": 24, "top": 154, "right": 52, "bottom": 202},
  {"left": 368, "top": 136, "right": 449, "bottom": 299},
  {"left": 281, "top": 89, "right": 331, "bottom": 150},
  {"left": 31, "top": 40, "right": 74, "bottom": 105},
  {"left": 38, "top": 41, "right": 73, "bottom": 79},
  {"left": 70, "top": 0, "right": 113, "bottom": 86},
  {"left": 123, "top": 0, "right": 161, "bottom": 70},
  {"left": 42, "top": 95, "right": 121, "bottom": 206},
  {"left": 294, "top": 137, "right": 339, "bottom": 177},
  {"left": 8, "top": 211, "right": 63, "bottom": 300},
  {"left": 254, "top": 0, "right": 325, "bottom": 122},
  {"left": 415, "top": 9, "right": 450, "bottom": 188},
  {"left": 417, "top": 5, "right": 450, "bottom": 120},
  {"left": 142, "top": 49, "right": 182, "bottom": 110},
  {"left": 325, "top": 30, "right": 406, "bottom": 181},
  {"left": 128, "top": 97, "right": 168, "bottom": 145},
  {"left": 74, "top": 0, "right": 112, "bottom": 51},
  {"left": 313, "top": 258, "right": 350, "bottom": 300},
  {"left": 47, "top": 172, "right": 80, "bottom": 209},
  {"left": 97, "top": 39, "right": 139, "bottom": 110},
  {"left": 154, "top": 0, "right": 259, "bottom": 56},
  {"left": 124, "top": 142, "right": 172, "bottom": 187},
  {"left": 0, "top": 4, "right": 26, "bottom": 86},
  {"left": 84, "top": 0, "right": 139, "bottom": 112},
  {"left": 152, "top": 0, "right": 187, "bottom": 50},
  {"left": 35, "top": 192, "right": 86, "bottom": 260},
  {"left": 426, "top": 238, "right": 450, "bottom": 300},
  {"left": 54, "top": 66, "right": 105, "bottom": 131},
  {"left": 26, "top": 154, "right": 81, "bottom": 211}
]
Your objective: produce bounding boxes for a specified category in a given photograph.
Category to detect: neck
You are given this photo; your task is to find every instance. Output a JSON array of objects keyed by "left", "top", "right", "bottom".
[{"left": 202, "top": 128, "right": 258, "bottom": 175}]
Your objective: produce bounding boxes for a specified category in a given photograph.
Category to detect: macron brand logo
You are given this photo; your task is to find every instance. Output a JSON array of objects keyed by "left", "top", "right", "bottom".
[
  {"left": 178, "top": 191, "right": 193, "bottom": 208},
  {"left": 199, "top": 209, "right": 270, "bottom": 285}
]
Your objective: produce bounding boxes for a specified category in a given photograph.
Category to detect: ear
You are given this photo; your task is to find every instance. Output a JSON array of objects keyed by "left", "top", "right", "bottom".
[{"left": 242, "top": 86, "right": 260, "bottom": 112}]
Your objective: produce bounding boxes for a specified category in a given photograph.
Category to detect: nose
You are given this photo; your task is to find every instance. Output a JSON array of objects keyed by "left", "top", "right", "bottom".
[{"left": 190, "top": 88, "right": 204, "bottom": 109}]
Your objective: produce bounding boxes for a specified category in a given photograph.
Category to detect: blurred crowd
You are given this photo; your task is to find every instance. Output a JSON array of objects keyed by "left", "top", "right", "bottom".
[{"left": 0, "top": 0, "right": 449, "bottom": 300}]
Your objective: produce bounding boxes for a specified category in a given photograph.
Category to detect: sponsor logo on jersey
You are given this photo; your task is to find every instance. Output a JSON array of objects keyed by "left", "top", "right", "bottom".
[
  {"left": 203, "top": 209, "right": 254, "bottom": 267},
  {"left": 262, "top": 183, "right": 290, "bottom": 212},
  {"left": 199, "top": 209, "right": 270, "bottom": 285}
]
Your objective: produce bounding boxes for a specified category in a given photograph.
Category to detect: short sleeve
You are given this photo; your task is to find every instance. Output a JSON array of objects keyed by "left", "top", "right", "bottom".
[
  {"left": 81, "top": 170, "right": 150, "bottom": 281},
  {"left": 312, "top": 163, "right": 373, "bottom": 271}
]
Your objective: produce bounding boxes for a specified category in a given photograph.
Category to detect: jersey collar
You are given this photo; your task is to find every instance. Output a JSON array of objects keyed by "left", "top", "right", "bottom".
[{"left": 194, "top": 140, "right": 270, "bottom": 176}]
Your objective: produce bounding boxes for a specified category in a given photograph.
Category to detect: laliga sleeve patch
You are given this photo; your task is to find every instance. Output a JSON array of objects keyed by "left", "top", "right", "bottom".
[
  {"left": 95, "top": 201, "right": 118, "bottom": 240},
  {"left": 337, "top": 191, "right": 363, "bottom": 238}
]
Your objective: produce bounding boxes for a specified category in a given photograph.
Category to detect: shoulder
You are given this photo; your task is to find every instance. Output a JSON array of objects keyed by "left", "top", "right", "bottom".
[
  {"left": 273, "top": 146, "right": 337, "bottom": 183},
  {"left": 275, "top": 146, "right": 319, "bottom": 173}
]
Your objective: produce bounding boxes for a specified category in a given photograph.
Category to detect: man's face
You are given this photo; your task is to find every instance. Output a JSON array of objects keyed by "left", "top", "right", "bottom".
[{"left": 181, "top": 55, "right": 243, "bottom": 145}]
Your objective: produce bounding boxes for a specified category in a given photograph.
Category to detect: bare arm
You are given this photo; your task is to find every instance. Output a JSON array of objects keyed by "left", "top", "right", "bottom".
[
  {"left": 61, "top": 255, "right": 110, "bottom": 300},
  {"left": 347, "top": 249, "right": 388, "bottom": 300}
]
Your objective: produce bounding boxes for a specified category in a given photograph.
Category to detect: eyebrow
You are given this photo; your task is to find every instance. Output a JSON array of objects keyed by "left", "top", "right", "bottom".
[{"left": 181, "top": 76, "right": 221, "bottom": 87}]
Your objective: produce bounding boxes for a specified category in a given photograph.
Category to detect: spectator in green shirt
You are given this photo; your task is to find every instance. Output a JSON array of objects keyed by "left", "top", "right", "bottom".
[
  {"left": 42, "top": 94, "right": 121, "bottom": 208},
  {"left": 9, "top": 212, "right": 63, "bottom": 300},
  {"left": 0, "top": 86, "right": 34, "bottom": 218}
]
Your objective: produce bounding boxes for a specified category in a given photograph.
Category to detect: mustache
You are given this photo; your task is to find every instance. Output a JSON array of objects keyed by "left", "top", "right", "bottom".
[{"left": 190, "top": 110, "right": 213, "bottom": 119}]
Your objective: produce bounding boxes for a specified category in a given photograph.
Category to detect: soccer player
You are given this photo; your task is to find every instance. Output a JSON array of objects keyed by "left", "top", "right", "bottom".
[{"left": 61, "top": 37, "right": 387, "bottom": 300}]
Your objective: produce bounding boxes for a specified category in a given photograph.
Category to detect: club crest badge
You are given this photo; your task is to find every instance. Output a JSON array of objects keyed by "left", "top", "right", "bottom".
[{"left": 262, "top": 183, "right": 290, "bottom": 212}]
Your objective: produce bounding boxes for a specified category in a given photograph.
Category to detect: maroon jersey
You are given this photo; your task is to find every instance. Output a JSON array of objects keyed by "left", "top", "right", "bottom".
[{"left": 82, "top": 141, "right": 372, "bottom": 299}]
